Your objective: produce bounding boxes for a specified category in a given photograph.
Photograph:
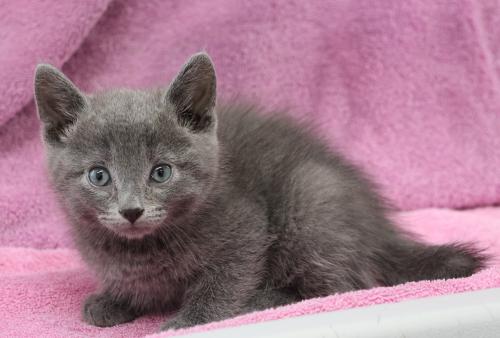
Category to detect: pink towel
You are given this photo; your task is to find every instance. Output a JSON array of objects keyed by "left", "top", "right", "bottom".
[
  {"left": 1, "top": 1, "right": 500, "bottom": 337},
  {"left": 1, "top": 2, "right": 500, "bottom": 252},
  {"left": 1, "top": 207, "right": 499, "bottom": 337}
]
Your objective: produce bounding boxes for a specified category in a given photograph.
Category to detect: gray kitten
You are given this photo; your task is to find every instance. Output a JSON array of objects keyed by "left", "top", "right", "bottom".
[{"left": 34, "top": 53, "right": 485, "bottom": 331}]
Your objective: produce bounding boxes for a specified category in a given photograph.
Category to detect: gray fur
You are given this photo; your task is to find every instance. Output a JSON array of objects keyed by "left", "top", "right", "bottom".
[{"left": 34, "top": 53, "right": 486, "bottom": 331}]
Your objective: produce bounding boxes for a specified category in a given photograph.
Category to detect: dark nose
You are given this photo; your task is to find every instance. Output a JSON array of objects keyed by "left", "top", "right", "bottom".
[{"left": 119, "top": 208, "right": 144, "bottom": 224}]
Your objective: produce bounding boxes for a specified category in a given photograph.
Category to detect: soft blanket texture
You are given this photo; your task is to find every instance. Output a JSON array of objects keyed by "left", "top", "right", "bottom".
[
  {"left": 1, "top": 208, "right": 500, "bottom": 337},
  {"left": 1, "top": 0, "right": 500, "bottom": 337}
]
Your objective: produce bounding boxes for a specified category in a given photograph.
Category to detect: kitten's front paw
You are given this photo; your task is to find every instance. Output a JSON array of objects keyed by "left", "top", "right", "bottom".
[
  {"left": 159, "top": 316, "right": 194, "bottom": 331},
  {"left": 83, "top": 293, "right": 137, "bottom": 327}
]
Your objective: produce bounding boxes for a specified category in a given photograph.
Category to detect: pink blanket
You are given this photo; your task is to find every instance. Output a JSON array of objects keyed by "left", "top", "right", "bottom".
[
  {"left": 1, "top": 0, "right": 500, "bottom": 337},
  {"left": 1, "top": 208, "right": 500, "bottom": 337}
]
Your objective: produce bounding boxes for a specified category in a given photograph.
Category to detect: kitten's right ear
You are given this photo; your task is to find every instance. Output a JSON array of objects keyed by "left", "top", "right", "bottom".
[{"left": 34, "top": 64, "right": 87, "bottom": 144}]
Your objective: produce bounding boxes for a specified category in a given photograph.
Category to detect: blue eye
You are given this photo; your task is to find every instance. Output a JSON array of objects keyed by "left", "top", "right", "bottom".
[
  {"left": 88, "top": 167, "right": 111, "bottom": 186},
  {"left": 150, "top": 164, "right": 172, "bottom": 183}
]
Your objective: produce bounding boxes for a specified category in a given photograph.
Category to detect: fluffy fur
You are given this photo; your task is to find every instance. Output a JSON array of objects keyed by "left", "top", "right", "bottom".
[{"left": 34, "top": 53, "right": 486, "bottom": 331}]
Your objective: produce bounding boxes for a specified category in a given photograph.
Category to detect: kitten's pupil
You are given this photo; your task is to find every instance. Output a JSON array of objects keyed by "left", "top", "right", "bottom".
[
  {"left": 96, "top": 170, "right": 103, "bottom": 181},
  {"left": 157, "top": 167, "right": 164, "bottom": 177}
]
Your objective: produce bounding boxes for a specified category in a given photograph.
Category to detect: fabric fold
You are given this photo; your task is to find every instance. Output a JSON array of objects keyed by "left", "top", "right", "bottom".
[{"left": 0, "top": 0, "right": 112, "bottom": 126}]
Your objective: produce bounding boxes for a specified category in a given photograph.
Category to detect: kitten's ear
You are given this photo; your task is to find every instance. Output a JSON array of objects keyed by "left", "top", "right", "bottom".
[
  {"left": 34, "top": 64, "right": 87, "bottom": 144},
  {"left": 166, "top": 53, "right": 216, "bottom": 132}
]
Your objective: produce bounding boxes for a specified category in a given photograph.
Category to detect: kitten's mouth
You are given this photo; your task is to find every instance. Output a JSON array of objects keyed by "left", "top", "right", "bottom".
[{"left": 118, "top": 225, "right": 155, "bottom": 239}]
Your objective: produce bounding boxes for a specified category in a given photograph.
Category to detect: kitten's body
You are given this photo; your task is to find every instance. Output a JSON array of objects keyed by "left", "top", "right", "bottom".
[{"left": 35, "top": 54, "right": 485, "bottom": 331}]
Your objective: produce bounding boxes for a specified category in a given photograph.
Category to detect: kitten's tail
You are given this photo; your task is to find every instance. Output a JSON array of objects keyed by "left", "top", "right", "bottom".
[{"left": 376, "top": 241, "right": 488, "bottom": 286}]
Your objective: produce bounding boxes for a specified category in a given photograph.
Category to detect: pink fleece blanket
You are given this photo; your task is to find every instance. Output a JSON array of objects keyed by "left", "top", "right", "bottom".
[
  {"left": 1, "top": 208, "right": 500, "bottom": 337},
  {"left": 1, "top": 0, "right": 500, "bottom": 337}
]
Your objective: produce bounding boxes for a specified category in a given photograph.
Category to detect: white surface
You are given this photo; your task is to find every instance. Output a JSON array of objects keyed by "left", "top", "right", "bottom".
[{"left": 183, "top": 288, "right": 500, "bottom": 338}]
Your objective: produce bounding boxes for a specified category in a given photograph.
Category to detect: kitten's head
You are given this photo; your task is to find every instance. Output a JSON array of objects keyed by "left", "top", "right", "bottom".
[{"left": 34, "top": 53, "right": 218, "bottom": 239}]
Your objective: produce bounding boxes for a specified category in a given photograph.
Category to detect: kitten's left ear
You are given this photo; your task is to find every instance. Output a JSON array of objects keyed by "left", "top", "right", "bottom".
[{"left": 166, "top": 53, "right": 217, "bottom": 132}]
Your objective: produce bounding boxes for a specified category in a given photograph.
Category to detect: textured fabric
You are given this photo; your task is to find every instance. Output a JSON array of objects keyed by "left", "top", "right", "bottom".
[
  {"left": 1, "top": 3, "right": 500, "bottom": 250},
  {"left": 1, "top": 0, "right": 500, "bottom": 337},
  {"left": 0, "top": 0, "right": 112, "bottom": 126},
  {"left": 1, "top": 207, "right": 499, "bottom": 337}
]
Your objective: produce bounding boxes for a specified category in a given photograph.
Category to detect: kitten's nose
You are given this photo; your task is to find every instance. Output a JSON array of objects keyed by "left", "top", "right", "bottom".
[{"left": 119, "top": 208, "right": 144, "bottom": 224}]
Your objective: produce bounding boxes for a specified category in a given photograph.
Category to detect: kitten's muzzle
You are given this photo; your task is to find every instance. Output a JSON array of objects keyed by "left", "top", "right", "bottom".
[{"left": 119, "top": 207, "right": 144, "bottom": 224}]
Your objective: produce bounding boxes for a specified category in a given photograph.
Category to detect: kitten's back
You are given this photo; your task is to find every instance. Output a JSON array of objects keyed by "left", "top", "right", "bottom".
[
  {"left": 216, "top": 104, "right": 485, "bottom": 295},
  {"left": 217, "top": 104, "right": 386, "bottom": 224}
]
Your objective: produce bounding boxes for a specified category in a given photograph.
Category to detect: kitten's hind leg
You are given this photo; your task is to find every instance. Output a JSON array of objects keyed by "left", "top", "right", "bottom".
[
  {"left": 268, "top": 161, "right": 383, "bottom": 299},
  {"left": 83, "top": 292, "right": 139, "bottom": 327}
]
